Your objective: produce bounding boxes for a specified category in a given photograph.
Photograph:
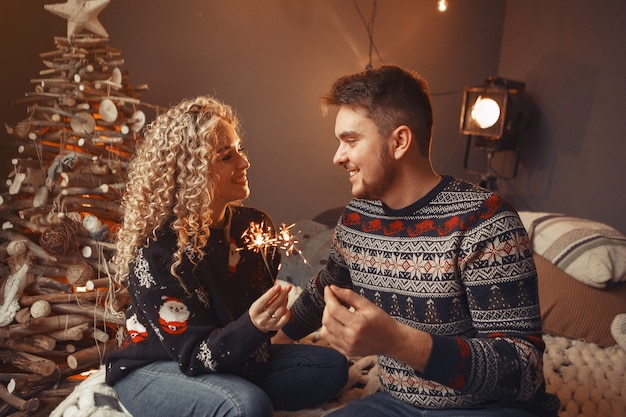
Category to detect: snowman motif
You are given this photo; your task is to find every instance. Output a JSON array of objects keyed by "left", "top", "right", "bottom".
[
  {"left": 158, "top": 297, "right": 190, "bottom": 335},
  {"left": 228, "top": 238, "right": 241, "bottom": 273},
  {"left": 126, "top": 313, "right": 148, "bottom": 343}
]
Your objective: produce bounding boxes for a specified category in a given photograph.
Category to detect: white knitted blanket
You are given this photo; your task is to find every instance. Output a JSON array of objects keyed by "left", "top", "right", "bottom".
[{"left": 50, "top": 335, "right": 625, "bottom": 417}]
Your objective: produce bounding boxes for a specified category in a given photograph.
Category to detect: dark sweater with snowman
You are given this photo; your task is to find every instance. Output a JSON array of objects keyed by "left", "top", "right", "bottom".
[{"left": 105, "top": 206, "right": 280, "bottom": 385}]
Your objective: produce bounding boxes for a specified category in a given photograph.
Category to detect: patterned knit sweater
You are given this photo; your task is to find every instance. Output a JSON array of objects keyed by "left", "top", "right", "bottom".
[
  {"left": 282, "top": 176, "right": 559, "bottom": 416},
  {"left": 105, "top": 206, "right": 280, "bottom": 386}
]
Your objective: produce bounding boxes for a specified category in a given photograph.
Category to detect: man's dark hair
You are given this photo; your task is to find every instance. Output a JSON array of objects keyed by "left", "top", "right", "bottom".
[{"left": 322, "top": 65, "right": 433, "bottom": 157}]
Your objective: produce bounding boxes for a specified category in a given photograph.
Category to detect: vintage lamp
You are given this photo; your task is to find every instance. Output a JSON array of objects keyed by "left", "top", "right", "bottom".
[{"left": 460, "top": 77, "right": 535, "bottom": 189}]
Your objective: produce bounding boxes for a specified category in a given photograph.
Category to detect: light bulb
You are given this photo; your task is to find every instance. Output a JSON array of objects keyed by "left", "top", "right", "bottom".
[
  {"left": 470, "top": 96, "right": 501, "bottom": 129},
  {"left": 437, "top": 0, "right": 448, "bottom": 12}
]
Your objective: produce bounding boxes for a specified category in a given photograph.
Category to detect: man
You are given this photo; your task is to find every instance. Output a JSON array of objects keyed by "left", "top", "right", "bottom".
[{"left": 274, "top": 65, "right": 559, "bottom": 417}]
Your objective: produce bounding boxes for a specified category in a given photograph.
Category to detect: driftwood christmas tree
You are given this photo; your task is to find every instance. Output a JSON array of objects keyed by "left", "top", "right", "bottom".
[{"left": 0, "top": 1, "right": 158, "bottom": 415}]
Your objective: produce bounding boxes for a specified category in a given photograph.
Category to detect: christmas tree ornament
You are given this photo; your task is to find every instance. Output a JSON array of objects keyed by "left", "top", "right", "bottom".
[{"left": 44, "top": 0, "right": 111, "bottom": 39}]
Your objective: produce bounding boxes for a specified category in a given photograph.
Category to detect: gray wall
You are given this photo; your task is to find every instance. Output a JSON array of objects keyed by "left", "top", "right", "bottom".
[
  {"left": 497, "top": 0, "right": 626, "bottom": 233},
  {"left": 1, "top": 0, "right": 624, "bottom": 233}
]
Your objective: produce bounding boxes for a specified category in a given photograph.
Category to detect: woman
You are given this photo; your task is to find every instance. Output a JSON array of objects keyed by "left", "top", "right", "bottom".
[{"left": 105, "top": 95, "right": 348, "bottom": 417}]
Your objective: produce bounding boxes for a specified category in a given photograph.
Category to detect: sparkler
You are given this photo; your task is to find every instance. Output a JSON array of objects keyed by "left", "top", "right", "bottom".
[
  {"left": 277, "top": 223, "right": 304, "bottom": 257},
  {"left": 241, "top": 221, "right": 306, "bottom": 279}
]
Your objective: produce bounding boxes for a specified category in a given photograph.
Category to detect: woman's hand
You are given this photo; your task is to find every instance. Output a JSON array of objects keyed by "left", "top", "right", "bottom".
[{"left": 249, "top": 284, "right": 292, "bottom": 333}]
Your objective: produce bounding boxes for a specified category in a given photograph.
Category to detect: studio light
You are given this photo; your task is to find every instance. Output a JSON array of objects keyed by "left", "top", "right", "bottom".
[
  {"left": 460, "top": 76, "right": 535, "bottom": 189},
  {"left": 460, "top": 77, "right": 534, "bottom": 151}
]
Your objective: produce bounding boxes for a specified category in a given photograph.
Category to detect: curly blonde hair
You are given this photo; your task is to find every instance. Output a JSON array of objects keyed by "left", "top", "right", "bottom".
[{"left": 113, "top": 95, "right": 239, "bottom": 289}]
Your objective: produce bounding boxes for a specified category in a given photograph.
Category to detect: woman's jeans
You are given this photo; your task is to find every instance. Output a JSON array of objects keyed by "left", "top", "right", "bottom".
[
  {"left": 114, "top": 344, "right": 348, "bottom": 417},
  {"left": 326, "top": 392, "right": 541, "bottom": 417}
]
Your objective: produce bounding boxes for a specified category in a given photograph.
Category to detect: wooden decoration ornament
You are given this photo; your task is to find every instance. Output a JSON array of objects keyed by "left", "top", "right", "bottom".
[
  {"left": 99, "top": 98, "right": 118, "bottom": 122},
  {"left": 44, "top": 0, "right": 111, "bottom": 39},
  {"left": 130, "top": 110, "right": 146, "bottom": 132},
  {"left": 70, "top": 111, "right": 96, "bottom": 133}
]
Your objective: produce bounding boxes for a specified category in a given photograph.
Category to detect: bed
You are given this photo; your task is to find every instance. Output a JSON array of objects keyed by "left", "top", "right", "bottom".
[{"left": 49, "top": 210, "right": 626, "bottom": 417}]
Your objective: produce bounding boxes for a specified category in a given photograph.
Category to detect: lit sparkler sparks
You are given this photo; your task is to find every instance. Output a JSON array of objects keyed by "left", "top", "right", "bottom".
[
  {"left": 277, "top": 223, "right": 303, "bottom": 257},
  {"left": 241, "top": 221, "right": 306, "bottom": 279},
  {"left": 241, "top": 221, "right": 277, "bottom": 252}
]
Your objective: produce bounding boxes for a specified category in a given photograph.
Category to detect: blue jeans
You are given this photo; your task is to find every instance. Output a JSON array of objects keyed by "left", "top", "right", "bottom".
[
  {"left": 327, "top": 392, "right": 541, "bottom": 417},
  {"left": 114, "top": 344, "right": 348, "bottom": 417}
]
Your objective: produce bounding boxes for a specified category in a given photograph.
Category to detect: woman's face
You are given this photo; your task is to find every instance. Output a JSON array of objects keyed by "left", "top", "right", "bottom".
[{"left": 211, "top": 121, "right": 250, "bottom": 210}]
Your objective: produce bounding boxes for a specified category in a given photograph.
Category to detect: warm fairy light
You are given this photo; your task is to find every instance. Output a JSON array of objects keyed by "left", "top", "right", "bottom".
[{"left": 437, "top": 0, "right": 448, "bottom": 12}]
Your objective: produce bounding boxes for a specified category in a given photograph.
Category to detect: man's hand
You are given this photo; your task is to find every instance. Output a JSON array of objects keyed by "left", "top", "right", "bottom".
[
  {"left": 320, "top": 285, "right": 398, "bottom": 357},
  {"left": 321, "top": 285, "right": 432, "bottom": 371}
]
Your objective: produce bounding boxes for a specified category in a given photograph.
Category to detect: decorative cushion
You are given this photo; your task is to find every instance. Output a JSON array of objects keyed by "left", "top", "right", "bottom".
[
  {"left": 519, "top": 211, "right": 626, "bottom": 288},
  {"left": 276, "top": 220, "right": 334, "bottom": 289},
  {"left": 534, "top": 253, "right": 626, "bottom": 347},
  {"left": 312, "top": 207, "right": 344, "bottom": 227}
]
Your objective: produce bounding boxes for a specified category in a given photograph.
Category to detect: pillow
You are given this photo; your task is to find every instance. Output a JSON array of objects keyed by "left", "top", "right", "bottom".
[
  {"left": 276, "top": 219, "right": 334, "bottom": 289},
  {"left": 312, "top": 207, "right": 344, "bottom": 227},
  {"left": 518, "top": 211, "right": 626, "bottom": 288},
  {"left": 534, "top": 253, "right": 626, "bottom": 347}
]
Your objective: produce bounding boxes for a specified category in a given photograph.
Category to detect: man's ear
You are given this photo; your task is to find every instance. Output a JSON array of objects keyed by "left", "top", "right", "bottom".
[{"left": 391, "top": 125, "right": 412, "bottom": 160}]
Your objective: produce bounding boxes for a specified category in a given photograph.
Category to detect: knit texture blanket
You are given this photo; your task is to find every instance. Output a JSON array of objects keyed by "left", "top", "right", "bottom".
[{"left": 50, "top": 334, "right": 626, "bottom": 417}]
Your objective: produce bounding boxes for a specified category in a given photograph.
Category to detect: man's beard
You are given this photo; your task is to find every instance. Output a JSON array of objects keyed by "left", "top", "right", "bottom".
[{"left": 353, "top": 143, "right": 396, "bottom": 200}]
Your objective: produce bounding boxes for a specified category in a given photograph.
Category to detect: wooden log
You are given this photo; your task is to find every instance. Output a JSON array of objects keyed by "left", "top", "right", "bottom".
[
  {"left": 30, "top": 300, "right": 52, "bottom": 318},
  {"left": 59, "top": 171, "right": 120, "bottom": 188},
  {"left": 66, "top": 338, "right": 116, "bottom": 369},
  {"left": 50, "top": 301, "right": 125, "bottom": 326},
  {"left": 14, "top": 307, "right": 31, "bottom": 324},
  {"left": 60, "top": 185, "right": 114, "bottom": 196},
  {"left": 0, "top": 373, "right": 41, "bottom": 395},
  {"left": 6, "top": 410, "right": 30, "bottom": 417},
  {"left": 38, "top": 386, "right": 76, "bottom": 398},
  {"left": 92, "top": 327, "right": 110, "bottom": 343},
  {"left": 36, "top": 276, "right": 73, "bottom": 293},
  {"left": 20, "top": 290, "right": 108, "bottom": 306},
  {"left": 85, "top": 277, "right": 110, "bottom": 290},
  {"left": 0, "top": 384, "right": 40, "bottom": 413},
  {"left": 0, "top": 230, "right": 56, "bottom": 263},
  {"left": 0, "top": 335, "right": 56, "bottom": 354},
  {"left": 0, "top": 349, "right": 57, "bottom": 377},
  {"left": 48, "top": 322, "right": 90, "bottom": 341},
  {"left": 27, "top": 263, "right": 67, "bottom": 279},
  {"left": 6, "top": 314, "right": 92, "bottom": 337}
]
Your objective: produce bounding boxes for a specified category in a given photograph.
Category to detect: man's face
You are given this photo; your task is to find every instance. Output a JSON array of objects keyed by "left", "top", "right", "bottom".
[{"left": 332, "top": 106, "right": 396, "bottom": 200}]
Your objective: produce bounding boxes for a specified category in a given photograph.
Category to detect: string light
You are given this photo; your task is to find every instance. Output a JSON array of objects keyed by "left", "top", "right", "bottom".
[{"left": 437, "top": 0, "right": 448, "bottom": 12}]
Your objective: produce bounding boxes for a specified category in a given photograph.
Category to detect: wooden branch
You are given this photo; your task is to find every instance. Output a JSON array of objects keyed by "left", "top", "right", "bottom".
[
  {"left": 29, "top": 300, "right": 52, "bottom": 319},
  {"left": 66, "top": 338, "right": 116, "bottom": 370},
  {"left": 6, "top": 314, "right": 92, "bottom": 338},
  {"left": 19, "top": 289, "right": 108, "bottom": 307},
  {"left": 50, "top": 301, "right": 125, "bottom": 326},
  {"left": 0, "top": 336, "right": 56, "bottom": 355},
  {"left": 48, "top": 322, "right": 90, "bottom": 341},
  {"left": 36, "top": 277, "right": 73, "bottom": 293},
  {"left": 85, "top": 277, "right": 110, "bottom": 290},
  {"left": 14, "top": 308, "right": 31, "bottom": 324},
  {"left": 0, "top": 384, "right": 40, "bottom": 413},
  {"left": 0, "top": 349, "right": 57, "bottom": 377},
  {"left": 0, "top": 230, "right": 56, "bottom": 263},
  {"left": 59, "top": 171, "right": 120, "bottom": 188}
]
